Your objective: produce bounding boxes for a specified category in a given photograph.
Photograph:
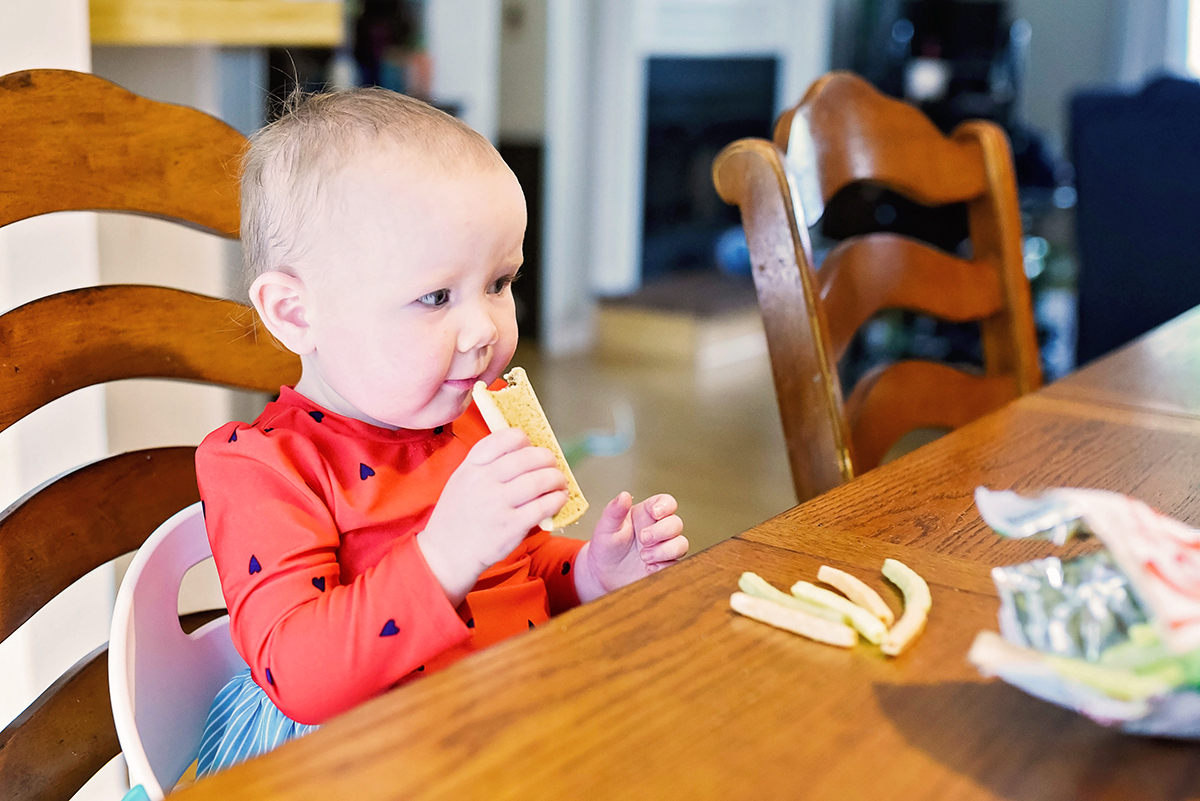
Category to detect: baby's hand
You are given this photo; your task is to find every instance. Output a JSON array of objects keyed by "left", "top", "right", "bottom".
[
  {"left": 418, "top": 429, "right": 567, "bottom": 603},
  {"left": 574, "top": 492, "right": 687, "bottom": 603}
]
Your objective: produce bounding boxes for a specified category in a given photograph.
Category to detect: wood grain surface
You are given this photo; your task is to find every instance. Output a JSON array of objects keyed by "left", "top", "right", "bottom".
[
  {"left": 89, "top": 0, "right": 345, "bottom": 47},
  {"left": 711, "top": 138, "right": 854, "bottom": 502},
  {"left": 0, "top": 69, "right": 244, "bottom": 233},
  {"left": 172, "top": 310, "right": 1200, "bottom": 801},
  {"left": 747, "top": 394, "right": 1200, "bottom": 567},
  {"left": 0, "top": 285, "right": 299, "bottom": 433}
]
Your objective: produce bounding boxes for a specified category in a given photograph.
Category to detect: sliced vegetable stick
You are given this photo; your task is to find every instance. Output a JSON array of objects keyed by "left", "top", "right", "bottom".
[
  {"left": 880, "top": 558, "right": 931, "bottom": 656},
  {"left": 738, "top": 572, "right": 846, "bottom": 623},
  {"left": 729, "top": 592, "right": 858, "bottom": 648},
  {"left": 817, "top": 565, "right": 895, "bottom": 626},
  {"left": 790, "top": 581, "right": 887, "bottom": 644}
]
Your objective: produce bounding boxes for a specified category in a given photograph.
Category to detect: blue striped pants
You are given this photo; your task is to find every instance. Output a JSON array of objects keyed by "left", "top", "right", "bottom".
[{"left": 195, "top": 668, "right": 319, "bottom": 778}]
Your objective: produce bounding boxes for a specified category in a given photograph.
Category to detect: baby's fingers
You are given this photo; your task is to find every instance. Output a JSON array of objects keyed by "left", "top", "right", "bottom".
[
  {"left": 491, "top": 445, "right": 560, "bottom": 483},
  {"left": 640, "top": 531, "right": 688, "bottom": 566},
  {"left": 466, "top": 428, "right": 532, "bottom": 465},
  {"left": 516, "top": 489, "right": 570, "bottom": 530},
  {"left": 630, "top": 493, "right": 677, "bottom": 536},
  {"left": 636, "top": 512, "right": 683, "bottom": 547},
  {"left": 638, "top": 517, "right": 686, "bottom": 561},
  {"left": 505, "top": 463, "right": 568, "bottom": 503}
]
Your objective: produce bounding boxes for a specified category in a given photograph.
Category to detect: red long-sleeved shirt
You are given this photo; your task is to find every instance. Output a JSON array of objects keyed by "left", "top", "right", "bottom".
[{"left": 195, "top": 386, "right": 583, "bottom": 724}]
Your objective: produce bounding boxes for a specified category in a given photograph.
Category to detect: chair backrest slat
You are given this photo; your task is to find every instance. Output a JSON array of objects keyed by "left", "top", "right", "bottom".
[
  {"left": 0, "top": 644, "right": 117, "bottom": 801},
  {"left": 776, "top": 73, "right": 989, "bottom": 208},
  {"left": 0, "top": 285, "right": 300, "bottom": 434},
  {"left": 957, "top": 120, "right": 1041, "bottom": 389},
  {"left": 819, "top": 233, "right": 1006, "bottom": 360},
  {"left": 0, "top": 70, "right": 243, "bottom": 235},
  {"left": 0, "top": 607, "right": 229, "bottom": 801},
  {"left": 0, "top": 447, "right": 201, "bottom": 642},
  {"left": 846, "top": 361, "right": 1019, "bottom": 470}
]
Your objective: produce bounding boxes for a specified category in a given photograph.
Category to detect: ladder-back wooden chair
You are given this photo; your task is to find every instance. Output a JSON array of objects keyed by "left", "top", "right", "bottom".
[
  {"left": 713, "top": 71, "right": 1040, "bottom": 503},
  {"left": 0, "top": 69, "right": 300, "bottom": 801}
]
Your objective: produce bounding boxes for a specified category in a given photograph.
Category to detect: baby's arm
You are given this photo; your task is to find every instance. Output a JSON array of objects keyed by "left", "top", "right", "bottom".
[{"left": 197, "top": 425, "right": 469, "bottom": 725}]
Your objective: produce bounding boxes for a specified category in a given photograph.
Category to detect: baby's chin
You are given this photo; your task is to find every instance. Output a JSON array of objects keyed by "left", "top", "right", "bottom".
[{"left": 373, "top": 393, "right": 472, "bottom": 431}]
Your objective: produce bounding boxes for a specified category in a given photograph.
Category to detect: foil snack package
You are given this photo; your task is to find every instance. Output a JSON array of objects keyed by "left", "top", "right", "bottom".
[
  {"left": 991, "top": 550, "right": 1147, "bottom": 661},
  {"left": 976, "top": 487, "right": 1200, "bottom": 654},
  {"left": 971, "top": 487, "right": 1200, "bottom": 737}
]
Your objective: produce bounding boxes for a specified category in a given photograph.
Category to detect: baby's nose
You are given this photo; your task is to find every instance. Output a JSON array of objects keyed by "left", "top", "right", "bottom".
[{"left": 456, "top": 304, "right": 499, "bottom": 352}]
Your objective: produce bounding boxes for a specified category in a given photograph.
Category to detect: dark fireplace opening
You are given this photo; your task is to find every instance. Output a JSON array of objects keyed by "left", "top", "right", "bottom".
[{"left": 640, "top": 56, "right": 779, "bottom": 285}]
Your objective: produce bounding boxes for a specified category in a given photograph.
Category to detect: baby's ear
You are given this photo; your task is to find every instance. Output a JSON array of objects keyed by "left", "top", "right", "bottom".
[{"left": 249, "top": 270, "right": 315, "bottom": 355}]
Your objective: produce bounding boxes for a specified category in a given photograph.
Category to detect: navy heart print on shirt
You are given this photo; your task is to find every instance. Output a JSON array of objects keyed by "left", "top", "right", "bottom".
[
  {"left": 380, "top": 619, "right": 400, "bottom": 637},
  {"left": 360, "top": 463, "right": 375, "bottom": 480},
  {"left": 249, "top": 555, "right": 261, "bottom": 574},
  {"left": 312, "top": 576, "right": 326, "bottom": 592},
  {"left": 308, "top": 411, "right": 324, "bottom": 423}
]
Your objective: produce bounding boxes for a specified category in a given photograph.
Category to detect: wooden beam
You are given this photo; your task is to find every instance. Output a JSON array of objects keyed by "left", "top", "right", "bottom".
[{"left": 90, "top": 0, "right": 345, "bottom": 47}]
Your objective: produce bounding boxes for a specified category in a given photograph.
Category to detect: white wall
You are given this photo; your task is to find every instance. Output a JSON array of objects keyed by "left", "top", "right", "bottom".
[
  {"left": 91, "top": 47, "right": 265, "bottom": 459},
  {"left": 0, "top": 2, "right": 122, "bottom": 799},
  {"left": 427, "top": 0, "right": 501, "bottom": 141},
  {"left": 540, "top": 0, "right": 832, "bottom": 352},
  {"left": 542, "top": 0, "right": 597, "bottom": 354},
  {"left": 1010, "top": 0, "right": 1119, "bottom": 149},
  {"left": 499, "top": 0, "right": 547, "bottom": 142},
  {"left": 1006, "top": 0, "right": 1190, "bottom": 151}
]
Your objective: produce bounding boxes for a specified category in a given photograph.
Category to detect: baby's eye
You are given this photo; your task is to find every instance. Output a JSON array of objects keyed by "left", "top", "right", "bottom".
[
  {"left": 489, "top": 272, "right": 520, "bottom": 295},
  {"left": 417, "top": 288, "right": 451, "bottom": 308}
]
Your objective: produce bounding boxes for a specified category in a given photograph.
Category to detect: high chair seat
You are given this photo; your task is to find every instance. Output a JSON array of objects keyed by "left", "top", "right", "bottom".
[{"left": 109, "top": 503, "right": 248, "bottom": 800}]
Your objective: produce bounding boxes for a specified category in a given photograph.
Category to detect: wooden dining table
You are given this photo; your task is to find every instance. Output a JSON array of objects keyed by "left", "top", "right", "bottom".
[{"left": 174, "top": 308, "right": 1200, "bottom": 801}]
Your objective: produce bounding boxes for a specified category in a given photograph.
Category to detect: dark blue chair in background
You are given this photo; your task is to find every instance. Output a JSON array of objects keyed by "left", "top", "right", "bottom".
[{"left": 1071, "top": 75, "right": 1200, "bottom": 365}]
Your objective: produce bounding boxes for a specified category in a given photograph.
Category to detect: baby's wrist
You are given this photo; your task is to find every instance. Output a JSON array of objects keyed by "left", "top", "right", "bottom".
[
  {"left": 573, "top": 542, "right": 606, "bottom": 603},
  {"left": 416, "top": 530, "right": 477, "bottom": 606}
]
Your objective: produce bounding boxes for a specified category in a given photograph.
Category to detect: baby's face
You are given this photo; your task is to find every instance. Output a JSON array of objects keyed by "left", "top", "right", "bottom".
[{"left": 296, "top": 150, "right": 526, "bottom": 430}]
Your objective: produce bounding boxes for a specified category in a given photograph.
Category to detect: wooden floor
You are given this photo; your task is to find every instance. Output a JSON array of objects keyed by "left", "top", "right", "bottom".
[{"left": 516, "top": 343, "right": 797, "bottom": 554}]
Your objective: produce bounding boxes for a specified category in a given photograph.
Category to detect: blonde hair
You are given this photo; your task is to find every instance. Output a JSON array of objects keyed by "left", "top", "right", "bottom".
[{"left": 240, "top": 87, "right": 502, "bottom": 284}]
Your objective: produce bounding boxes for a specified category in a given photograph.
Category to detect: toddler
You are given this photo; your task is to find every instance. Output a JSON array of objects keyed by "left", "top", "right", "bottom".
[{"left": 192, "top": 88, "right": 687, "bottom": 777}]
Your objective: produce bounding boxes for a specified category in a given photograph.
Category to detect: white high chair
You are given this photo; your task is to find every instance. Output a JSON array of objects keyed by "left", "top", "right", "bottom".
[{"left": 109, "top": 502, "right": 248, "bottom": 800}]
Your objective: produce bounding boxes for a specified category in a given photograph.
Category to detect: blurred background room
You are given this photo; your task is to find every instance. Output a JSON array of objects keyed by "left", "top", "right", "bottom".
[{"left": 3, "top": 1, "right": 1200, "bottom": 796}]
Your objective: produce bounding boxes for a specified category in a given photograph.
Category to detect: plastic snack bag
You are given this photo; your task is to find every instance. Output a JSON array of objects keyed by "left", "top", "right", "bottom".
[{"left": 968, "top": 487, "right": 1200, "bottom": 738}]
